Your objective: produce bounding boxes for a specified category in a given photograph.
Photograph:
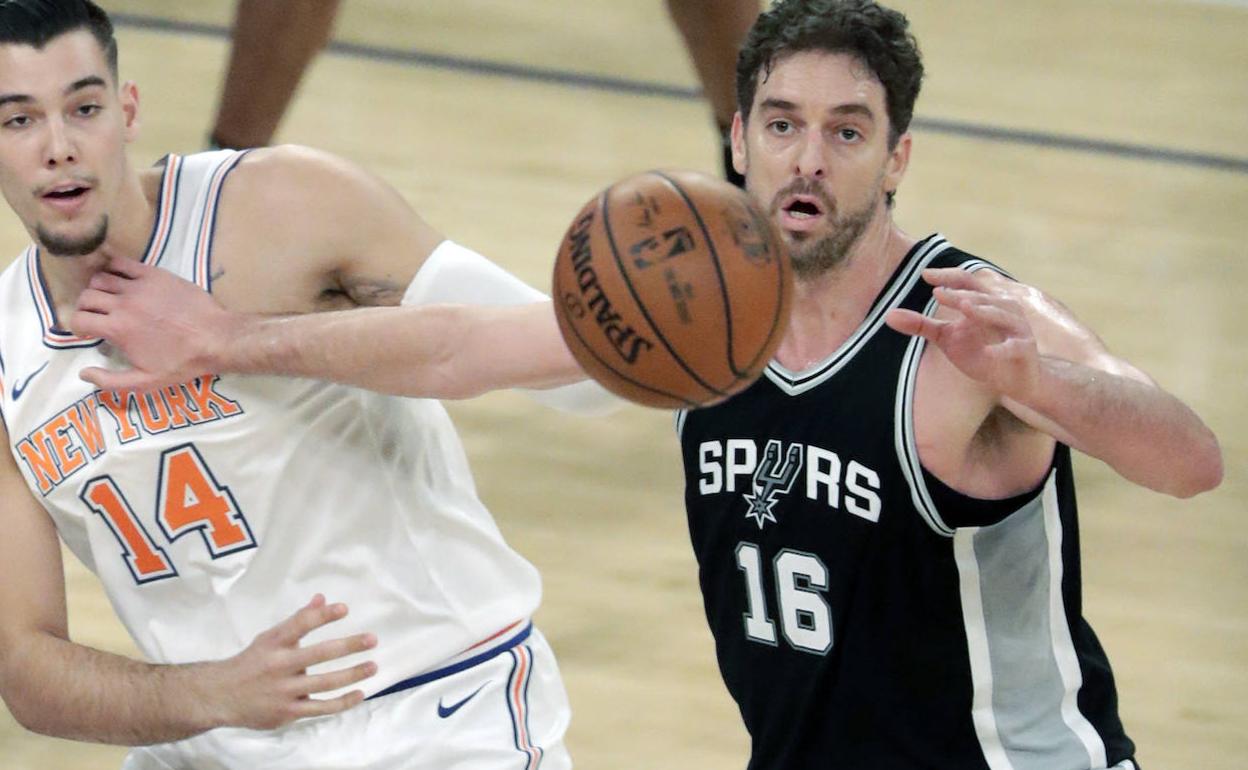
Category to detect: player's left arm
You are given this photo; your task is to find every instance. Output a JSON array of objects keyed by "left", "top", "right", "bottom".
[{"left": 886, "top": 267, "right": 1223, "bottom": 498}]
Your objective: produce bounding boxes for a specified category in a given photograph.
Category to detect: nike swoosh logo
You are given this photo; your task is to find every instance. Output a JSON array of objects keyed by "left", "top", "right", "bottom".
[
  {"left": 436, "top": 681, "right": 489, "bottom": 718},
  {"left": 11, "top": 361, "right": 49, "bottom": 401}
]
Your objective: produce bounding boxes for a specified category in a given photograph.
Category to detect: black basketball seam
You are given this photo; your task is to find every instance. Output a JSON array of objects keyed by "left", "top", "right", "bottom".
[
  {"left": 652, "top": 171, "right": 750, "bottom": 381},
  {"left": 734, "top": 214, "right": 790, "bottom": 380},
  {"left": 601, "top": 176, "right": 725, "bottom": 400},
  {"left": 554, "top": 242, "right": 701, "bottom": 408}
]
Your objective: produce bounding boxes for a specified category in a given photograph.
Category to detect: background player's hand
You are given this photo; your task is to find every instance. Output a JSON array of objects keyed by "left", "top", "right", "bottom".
[
  {"left": 206, "top": 594, "right": 378, "bottom": 730},
  {"left": 884, "top": 268, "right": 1041, "bottom": 400},
  {"left": 70, "top": 257, "right": 240, "bottom": 392}
]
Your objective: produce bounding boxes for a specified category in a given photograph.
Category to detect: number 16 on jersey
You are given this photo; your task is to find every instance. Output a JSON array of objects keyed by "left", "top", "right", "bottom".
[{"left": 736, "top": 542, "right": 832, "bottom": 654}]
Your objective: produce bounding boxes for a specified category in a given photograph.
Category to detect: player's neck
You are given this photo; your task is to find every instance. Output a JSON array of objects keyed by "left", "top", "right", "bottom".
[
  {"left": 775, "top": 218, "right": 915, "bottom": 371},
  {"left": 38, "top": 166, "right": 161, "bottom": 326}
]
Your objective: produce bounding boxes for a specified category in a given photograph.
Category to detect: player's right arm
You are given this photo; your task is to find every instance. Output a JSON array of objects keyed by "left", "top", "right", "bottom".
[
  {"left": 72, "top": 256, "right": 585, "bottom": 398},
  {"left": 0, "top": 431, "right": 377, "bottom": 744}
]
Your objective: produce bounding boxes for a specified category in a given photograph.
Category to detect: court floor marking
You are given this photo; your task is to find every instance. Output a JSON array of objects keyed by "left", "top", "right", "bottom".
[{"left": 112, "top": 12, "right": 1248, "bottom": 175}]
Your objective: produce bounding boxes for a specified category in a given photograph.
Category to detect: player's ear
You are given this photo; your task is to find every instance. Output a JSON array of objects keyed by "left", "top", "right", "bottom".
[
  {"left": 730, "top": 112, "right": 748, "bottom": 178},
  {"left": 883, "top": 130, "right": 911, "bottom": 197},
  {"left": 120, "top": 80, "right": 140, "bottom": 143}
]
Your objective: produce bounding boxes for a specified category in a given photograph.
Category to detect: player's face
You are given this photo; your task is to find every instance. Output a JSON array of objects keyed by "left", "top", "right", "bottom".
[
  {"left": 732, "top": 50, "right": 910, "bottom": 278},
  {"left": 0, "top": 30, "right": 139, "bottom": 257}
]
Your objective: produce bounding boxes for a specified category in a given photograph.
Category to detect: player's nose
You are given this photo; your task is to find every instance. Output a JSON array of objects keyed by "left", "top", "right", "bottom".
[
  {"left": 43, "top": 117, "right": 79, "bottom": 169},
  {"left": 792, "top": 133, "right": 826, "bottom": 179}
]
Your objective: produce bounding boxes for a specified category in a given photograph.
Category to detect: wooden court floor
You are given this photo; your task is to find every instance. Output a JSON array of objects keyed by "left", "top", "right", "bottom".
[{"left": 1, "top": 1, "right": 1244, "bottom": 767}]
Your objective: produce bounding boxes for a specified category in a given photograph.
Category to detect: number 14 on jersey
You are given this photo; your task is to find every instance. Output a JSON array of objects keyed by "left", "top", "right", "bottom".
[{"left": 79, "top": 442, "right": 256, "bottom": 584}]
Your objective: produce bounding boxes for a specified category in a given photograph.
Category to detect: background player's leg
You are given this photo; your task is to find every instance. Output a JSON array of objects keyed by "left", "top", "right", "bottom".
[
  {"left": 665, "top": 0, "right": 761, "bottom": 187},
  {"left": 209, "top": 0, "right": 343, "bottom": 150}
]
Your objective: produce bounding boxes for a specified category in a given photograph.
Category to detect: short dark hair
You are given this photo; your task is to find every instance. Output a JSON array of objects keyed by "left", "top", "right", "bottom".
[
  {"left": 0, "top": 0, "right": 118, "bottom": 79},
  {"left": 737, "top": 0, "right": 923, "bottom": 148}
]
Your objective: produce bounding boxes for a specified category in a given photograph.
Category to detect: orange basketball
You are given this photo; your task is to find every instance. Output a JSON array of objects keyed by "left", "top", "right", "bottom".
[{"left": 552, "top": 170, "right": 792, "bottom": 409}]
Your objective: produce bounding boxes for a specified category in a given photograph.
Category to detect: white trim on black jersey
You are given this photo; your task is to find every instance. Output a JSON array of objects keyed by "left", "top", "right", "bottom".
[
  {"left": 763, "top": 234, "right": 953, "bottom": 397},
  {"left": 893, "top": 258, "right": 1011, "bottom": 537}
]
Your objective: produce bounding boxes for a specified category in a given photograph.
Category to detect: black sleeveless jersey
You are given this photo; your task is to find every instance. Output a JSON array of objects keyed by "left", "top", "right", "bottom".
[{"left": 677, "top": 235, "right": 1136, "bottom": 770}]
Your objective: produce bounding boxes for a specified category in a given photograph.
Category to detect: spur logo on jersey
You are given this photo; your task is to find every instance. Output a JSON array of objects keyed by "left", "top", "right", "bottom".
[
  {"left": 15, "top": 376, "right": 244, "bottom": 496},
  {"left": 742, "top": 440, "right": 803, "bottom": 528},
  {"left": 698, "top": 438, "right": 882, "bottom": 526}
]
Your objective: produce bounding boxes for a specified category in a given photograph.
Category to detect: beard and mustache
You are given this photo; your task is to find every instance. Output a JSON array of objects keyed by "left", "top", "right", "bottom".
[
  {"left": 766, "top": 178, "right": 880, "bottom": 281},
  {"left": 37, "top": 214, "right": 109, "bottom": 257}
]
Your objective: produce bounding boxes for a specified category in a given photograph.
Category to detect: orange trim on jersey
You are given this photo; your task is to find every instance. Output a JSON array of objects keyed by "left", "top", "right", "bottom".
[
  {"left": 25, "top": 247, "right": 94, "bottom": 347},
  {"left": 27, "top": 157, "right": 181, "bottom": 348},
  {"left": 144, "top": 154, "right": 182, "bottom": 267},
  {"left": 193, "top": 151, "right": 248, "bottom": 290}
]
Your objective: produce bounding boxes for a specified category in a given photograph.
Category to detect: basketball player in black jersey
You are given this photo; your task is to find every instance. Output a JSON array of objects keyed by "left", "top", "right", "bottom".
[
  {"left": 72, "top": 1, "right": 1223, "bottom": 768},
  {"left": 673, "top": 1, "right": 1222, "bottom": 768}
]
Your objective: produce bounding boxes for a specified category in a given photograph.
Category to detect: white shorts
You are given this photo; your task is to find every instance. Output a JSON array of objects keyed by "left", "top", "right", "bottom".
[{"left": 121, "top": 626, "right": 571, "bottom": 770}]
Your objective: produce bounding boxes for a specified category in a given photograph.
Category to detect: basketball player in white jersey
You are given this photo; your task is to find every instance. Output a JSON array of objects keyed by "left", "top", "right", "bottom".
[
  {"left": 74, "top": 2, "right": 1226, "bottom": 768},
  {"left": 0, "top": 2, "right": 601, "bottom": 768}
]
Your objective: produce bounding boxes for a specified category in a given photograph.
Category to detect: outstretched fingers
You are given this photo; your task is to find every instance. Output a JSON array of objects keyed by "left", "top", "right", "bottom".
[
  {"left": 297, "top": 661, "right": 379, "bottom": 699},
  {"left": 291, "top": 689, "right": 368, "bottom": 719},
  {"left": 77, "top": 366, "right": 151, "bottom": 393},
  {"left": 921, "top": 267, "right": 986, "bottom": 291},
  {"left": 272, "top": 595, "right": 350, "bottom": 647},
  {"left": 295, "top": 631, "right": 378, "bottom": 670},
  {"left": 885, "top": 307, "right": 948, "bottom": 341}
]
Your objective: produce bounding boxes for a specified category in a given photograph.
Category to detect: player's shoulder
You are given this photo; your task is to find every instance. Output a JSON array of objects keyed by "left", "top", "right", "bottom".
[
  {"left": 225, "top": 144, "right": 404, "bottom": 223},
  {"left": 926, "top": 240, "right": 1009, "bottom": 277},
  {"left": 925, "top": 239, "right": 1031, "bottom": 299},
  {"left": 229, "top": 144, "right": 359, "bottom": 195}
]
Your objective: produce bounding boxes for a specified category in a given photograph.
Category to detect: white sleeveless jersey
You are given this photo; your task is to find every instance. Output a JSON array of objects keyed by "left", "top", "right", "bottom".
[{"left": 0, "top": 150, "right": 541, "bottom": 697}]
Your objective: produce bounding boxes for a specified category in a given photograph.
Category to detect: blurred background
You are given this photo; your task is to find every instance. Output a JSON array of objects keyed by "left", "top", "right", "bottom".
[{"left": 1, "top": 1, "right": 1244, "bottom": 767}]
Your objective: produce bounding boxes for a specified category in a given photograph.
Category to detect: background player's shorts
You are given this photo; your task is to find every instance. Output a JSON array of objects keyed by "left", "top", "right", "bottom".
[{"left": 121, "top": 628, "right": 572, "bottom": 770}]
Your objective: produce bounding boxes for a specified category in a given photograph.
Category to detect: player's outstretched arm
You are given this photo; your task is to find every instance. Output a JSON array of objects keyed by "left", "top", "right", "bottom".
[
  {"left": 0, "top": 425, "right": 377, "bottom": 744},
  {"left": 885, "top": 268, "right": 1222, "bottom": 498},
  {"left": 71, "top": 257, "right": 583, "bottom": 398}
]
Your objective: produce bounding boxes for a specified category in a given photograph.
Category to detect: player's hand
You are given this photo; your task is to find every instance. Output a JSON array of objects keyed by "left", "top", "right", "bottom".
[
  {"left": 205, "top": 594, "right": 378, "bottom": 731},
  {"left": 69, "top": 257, "right": 239, "bottom": 392},
  {"left": 884, "top": 268, "right": 1041, "bottom": 400}
]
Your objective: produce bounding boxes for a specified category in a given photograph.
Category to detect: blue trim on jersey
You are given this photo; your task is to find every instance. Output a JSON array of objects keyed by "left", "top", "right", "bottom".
[
  {"left": 367, "top": 622, "right": 533, "bottom": 700},
  {"left": 150, "top": 156, "right": 183, "bottom": 269},
  {"left": 141, "top": 156, "right": 173, "bottom": 266},
  {"left": 27, "top": 252, "right": 104, "bottom": 350},
  {"left": 200, "top": 149, "right": 252, "bottom": 293}
]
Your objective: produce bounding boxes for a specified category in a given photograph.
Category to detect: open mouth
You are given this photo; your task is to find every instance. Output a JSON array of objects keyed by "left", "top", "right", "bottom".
[
  {"left": 784, "top": 198, "right": 822, "bottom": 219},
  {"left": 779, "top": 193, "right": 828, "bottom": 225},
  {"left": 44, "top": 186, "right": 89, "bottom": 200}
]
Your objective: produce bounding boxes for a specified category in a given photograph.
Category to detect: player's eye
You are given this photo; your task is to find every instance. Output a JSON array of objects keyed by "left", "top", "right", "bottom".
[
  {"left": 75, "top": 104, "right": 102, "bottom": 118},
  {"left": 838, "top": 127, "right": 861, "bottom": 142},
  {"left": 2, "top": 115, "right": 31, "bottom": 129},
  {"left": 768, "top": 120, "right": 793, "bottom": 135}
]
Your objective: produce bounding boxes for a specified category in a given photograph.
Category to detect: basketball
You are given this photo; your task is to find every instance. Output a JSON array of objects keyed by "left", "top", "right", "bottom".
[{"left": 552, "top": 170, "right": 792, "bottom": 409}]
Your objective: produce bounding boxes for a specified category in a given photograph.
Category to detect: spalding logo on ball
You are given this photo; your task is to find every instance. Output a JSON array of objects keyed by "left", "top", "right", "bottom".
[{"left": 553, "top": 170, "right": 792, "bottom": 409}]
